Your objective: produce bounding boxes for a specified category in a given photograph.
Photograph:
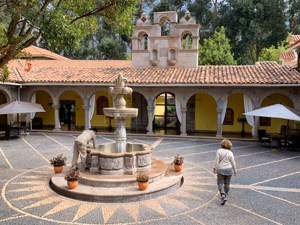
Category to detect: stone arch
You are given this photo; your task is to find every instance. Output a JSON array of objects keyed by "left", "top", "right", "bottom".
[
  {"left": 27, "top": 87, "right": 56, "bottom": 102},
  {"left": 187, "top": 92, "right": 217, "bottom": 135},
  {"left": 258, "top": 89, "right": 296, "bottom": 107},
  {"left": 168, "top": 48, "right": 177, "bottom": 66},
  {"left": 33, "top": 90, "right": 54, "bottom": 129},
  {"left": 151, "top": 49, "right": 158, "bottom": 61},
  {"left": 0, "top": 86, "right": 12, "bottom": 102},
  {"left": 154, "top": 92, "right": 179, "bottom": 135},
  {"left": 131, "top": 91, "right": 148, "bottom": 132},
  {"left": 168, "top": 48, "right": 176, "bottom": 60},
  {"left": 59, "top": 90, "right": 84, "bottom": 131},
  {"left": 138, "top": 31, "right": 149, "bottom": 50},
  {"left": 159, "top": 16, "right": 171, "bottom": 36},
  {"left": 181, "top": 31, "right": 193, "bottom": 49},
  {"left": 0, "top": 88, "right": 10, "bottom": 129}
]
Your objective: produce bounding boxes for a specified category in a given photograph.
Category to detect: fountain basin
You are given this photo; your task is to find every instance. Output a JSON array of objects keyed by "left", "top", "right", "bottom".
[
  {"left": 86, "top": 142, "right": 152, "bottom": 175},
  {"left": 103, "top": 108, "right": 138, "bottom": 118}
]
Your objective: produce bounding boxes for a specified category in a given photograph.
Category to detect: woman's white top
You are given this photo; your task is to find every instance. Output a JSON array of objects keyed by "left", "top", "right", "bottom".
[{"left": 214, "top": 148, "right": 237, "bottom": 174}]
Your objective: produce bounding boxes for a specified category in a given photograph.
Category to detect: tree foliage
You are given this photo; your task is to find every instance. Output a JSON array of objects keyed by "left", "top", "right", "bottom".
[
  {"left": 199, "top": 26, "right": 236, "bottom": 65},
  {"left": 258, "top": 35, "right": 290, "bottom": 63},
  {"left": 288, "top": 0, "right": 300, "bottom": 34},
  {"left": 218, "top": 0, "right": 288, "bottom": 65},
  {"left": 0, "top": 0, "right": 138, "bottom": 75},
  {"left": 187, "top": 0, "right": 214, "bottom": 42}
]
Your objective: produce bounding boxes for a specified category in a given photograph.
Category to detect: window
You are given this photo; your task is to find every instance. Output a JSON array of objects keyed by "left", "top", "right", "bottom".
[
  {"left": 161, "top": 19, "right": 170, "bottom": 36},
  {"left": 141, "top": 34, "right": 148, "bottom": 50},
  {"left": 181, "top": 33, "right": 193, "bottom": 49},
  {"left": 97, "top": 96, "right": 109, "bottom": 115},
  {"left": 223, "top": 108, "right": 234, "bottom": 125},
  {"left": 260, "top": 117, "right": 271, "bottom": 126},
  {"left": 154, "top": 93, "right": 177, "bottom": 128}
]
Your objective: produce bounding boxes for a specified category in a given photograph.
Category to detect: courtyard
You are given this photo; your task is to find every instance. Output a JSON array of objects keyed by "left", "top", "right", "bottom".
[{"left": 0, "top": 132, "right": 299, "bottom": 225}]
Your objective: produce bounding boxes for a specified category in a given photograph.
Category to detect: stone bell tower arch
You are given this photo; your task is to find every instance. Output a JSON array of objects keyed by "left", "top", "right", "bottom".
[{"left": 132, "top": 11, "right": 200, "bottom": 68}]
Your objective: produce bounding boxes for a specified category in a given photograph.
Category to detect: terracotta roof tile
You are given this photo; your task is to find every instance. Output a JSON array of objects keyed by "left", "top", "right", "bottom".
[
  {"left": 280, "top": 51, "right": 296, "bottom": 60},
  {"left": 22, "top": 46, "right": 71, "bottom": 60},
  {"left": 6, "top": 60, "right": 300, "bottom": 86},
  {"left": 289, "top": 35, "right": 300, "bottom": 47}
]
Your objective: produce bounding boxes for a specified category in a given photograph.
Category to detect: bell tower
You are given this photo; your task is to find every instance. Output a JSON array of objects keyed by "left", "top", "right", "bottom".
[{"left": 132, "top": 11, "right": 200, "bottom": 68}]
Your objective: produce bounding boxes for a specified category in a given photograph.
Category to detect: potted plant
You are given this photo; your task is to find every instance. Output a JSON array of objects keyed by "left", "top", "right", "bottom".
[
  {"left": 64, "top": 169, "right": 80, "bottom": 189},
  {"left": 136, "top": 172, "right": 149, "bottom": 190},
  {"left": 50, "top": 154, "right": 67, "bottom": 173},
  {"left": 172, "top": 154, "right": 184, "bottom": 172}
]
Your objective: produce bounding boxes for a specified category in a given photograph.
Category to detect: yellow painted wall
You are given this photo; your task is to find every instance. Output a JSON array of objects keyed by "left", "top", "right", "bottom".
[
  {"left": 155, "top": 96, "right": 165, "bottom": 116},
  {"left": 91, "top": 91, "right": 112, "bottom": 127},
  {"left": 260, "top": 94, "right": 294, "bottom": 133},
  {"left": 35, "top": 90, "right": 54, "bottom": 126},
  {"left": 60, "top": 91, "right": 84, "bottom": 126},
  {"left": 90, "top": 91, "right": 132, "bottom": 128},
  {"left": 195, "top": 93, "right": 217, "bottom": 131},
  {"left": 222, "top": 93, "right": 252, "bottom": 133}
]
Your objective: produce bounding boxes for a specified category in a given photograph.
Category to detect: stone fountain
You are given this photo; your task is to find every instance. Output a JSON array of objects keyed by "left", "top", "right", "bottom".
[
  {"left": 85, "top": 74, "right": 152, "bottom": 175},
  {"left": 50, "top": 74, "right": 183, "bottom": 203}
]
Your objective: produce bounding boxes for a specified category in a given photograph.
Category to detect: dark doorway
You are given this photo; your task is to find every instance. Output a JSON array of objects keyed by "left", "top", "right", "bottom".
[
  {"left": 59, "top": 100, "right": 76, "bottom": 131},
  {"left": 0, "top": 91, "right": 7, "bottom": 130}
]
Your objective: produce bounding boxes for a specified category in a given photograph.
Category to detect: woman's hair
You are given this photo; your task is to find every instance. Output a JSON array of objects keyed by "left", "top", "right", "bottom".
[{"left": 221, "top": 139, "right": 232, "bottom": 150}]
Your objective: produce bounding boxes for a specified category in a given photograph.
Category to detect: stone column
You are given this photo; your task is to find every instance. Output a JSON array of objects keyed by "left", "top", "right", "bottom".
[
  {"left": 192, "top": 36, "right": 198, "bottom": 49},
  {"left": 180, "top": 107, "right": 187, "bottom": 136},
  {"left": 147, "top": 106, "right": 154, "bottom": 134},
  {"left": 115, "top": 117, "right": 127, "bottom": 153},
  {"left": 216, "top": 108, "right": 223, "bottom": 137},
  {"left": 252, "top": 101, "right": 261, "bottom": 138},
  {"left": 83, "top": 104, "right": 89, "bottom": 130},
  {"left": 52, "top": 104, "right": 61, "bottom": 131}
]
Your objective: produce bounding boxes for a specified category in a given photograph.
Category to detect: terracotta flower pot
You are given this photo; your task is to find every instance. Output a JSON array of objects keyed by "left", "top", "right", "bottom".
[
  {"left": 67, "top": 180, "right": 78, "bottom": 189},
  {"left": 138, "top": 181, "right": 149, "bottom": 190},
  {"left": 174, "top": 164, "right": 183, "bottom": 172},
  {"left": 54, "top": 166, "right": 63, "bottom": 173}
]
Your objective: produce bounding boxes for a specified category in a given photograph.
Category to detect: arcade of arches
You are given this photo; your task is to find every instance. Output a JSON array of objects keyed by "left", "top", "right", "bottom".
[{"left": 0, "top": 85, "right": 297, "bottom": 138}]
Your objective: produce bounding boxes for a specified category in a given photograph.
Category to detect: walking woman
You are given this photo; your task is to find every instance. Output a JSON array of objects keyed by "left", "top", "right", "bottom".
[{"left": 213, "top": 139, "right": 237, "bottom": 205}]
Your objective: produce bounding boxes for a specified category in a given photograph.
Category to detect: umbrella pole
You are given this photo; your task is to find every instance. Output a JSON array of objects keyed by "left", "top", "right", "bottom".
[{"left": 285, "top": 120, "right": 290, "bottom": 146}]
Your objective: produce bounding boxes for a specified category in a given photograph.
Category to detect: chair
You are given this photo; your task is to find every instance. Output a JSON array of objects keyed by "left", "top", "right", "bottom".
[
  {"left": 19, "top": 122, "right": 28, "bottom": 137},
  {"left": 258, "top": 129, "right": 271, "bottom": 146}
]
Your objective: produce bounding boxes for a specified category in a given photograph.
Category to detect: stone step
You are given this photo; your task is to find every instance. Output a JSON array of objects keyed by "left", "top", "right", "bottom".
[{"left": 50, "top": 162, "right": 183, "bottom": 203}]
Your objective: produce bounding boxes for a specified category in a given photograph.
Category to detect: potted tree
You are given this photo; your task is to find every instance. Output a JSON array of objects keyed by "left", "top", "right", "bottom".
[
  {"left": 64, "top": 169, "right": 80, "bottom": 189},
  {"left": 172, "top": 154, "right": 184, "bottom": 172},
  {"left": 136, "top": 172, "right": 149, "bottom": 190},
  {"left": 50, "top": 154, "right": 67, "bottom": 173}
]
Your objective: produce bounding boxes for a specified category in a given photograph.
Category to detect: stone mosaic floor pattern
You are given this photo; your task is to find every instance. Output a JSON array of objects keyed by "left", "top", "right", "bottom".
[{"left": 0, "top": 133, "right": 299, "bottom": 225}]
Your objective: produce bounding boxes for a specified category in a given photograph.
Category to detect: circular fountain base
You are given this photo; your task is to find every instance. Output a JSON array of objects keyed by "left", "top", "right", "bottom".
[{"left": 50, "top": 159, "right": 183, "bottom": 203}]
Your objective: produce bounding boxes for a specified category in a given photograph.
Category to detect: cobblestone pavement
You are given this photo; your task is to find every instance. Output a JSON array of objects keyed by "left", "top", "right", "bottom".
[{"left": 0, "top": 133, "right": 299, "bottom": 225}]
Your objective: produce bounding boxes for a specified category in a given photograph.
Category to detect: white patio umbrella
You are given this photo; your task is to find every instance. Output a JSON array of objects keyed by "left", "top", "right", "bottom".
[
  {"left": 243, "top": 104, "right": 300, "bottom": 121},
  {"left": 0, "top": 101, "right": 45, "bottom": 115}
]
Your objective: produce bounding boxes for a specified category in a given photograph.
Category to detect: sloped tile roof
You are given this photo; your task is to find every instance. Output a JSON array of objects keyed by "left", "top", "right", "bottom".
[
  {"left": 22, "top": 46, "right": 71, "bottom": 60},
  {"left": 6, "top": 60, "right": 300, "bottom": 86},
  {"left": 280, "top": 52, "right": 296, "bottom": 60},
  {"left": 289, "top": 35, "right": 300, "bottom": 47}
]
